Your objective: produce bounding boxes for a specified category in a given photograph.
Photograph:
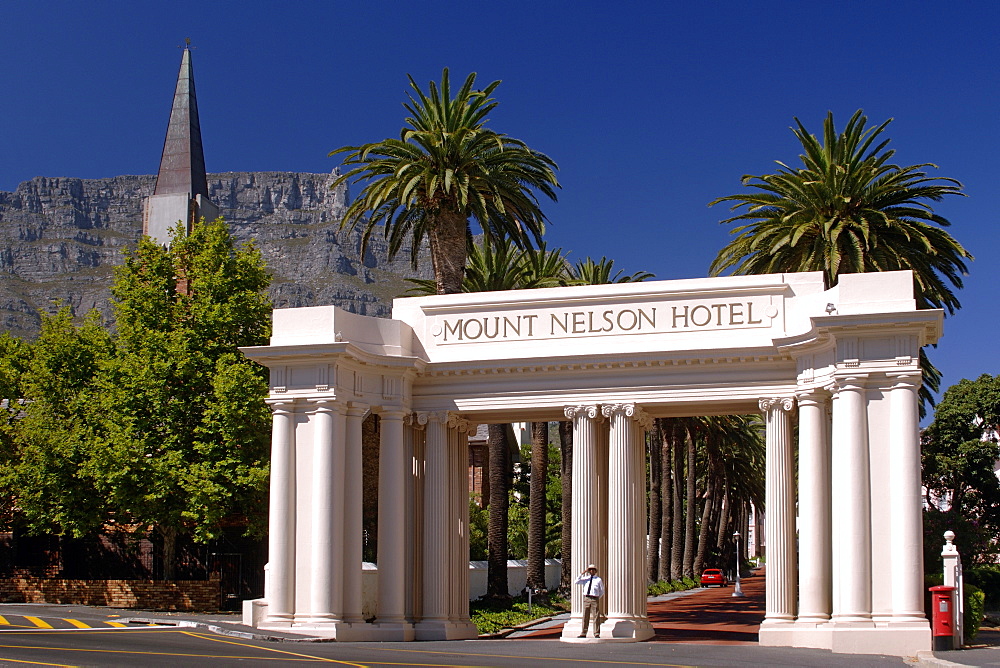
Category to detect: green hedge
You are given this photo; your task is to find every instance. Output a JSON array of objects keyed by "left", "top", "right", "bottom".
[
  {"left": 469, "top": 593, "right": 568, "bottom": 635},
  {"left": 647, "top": 578, "right": 700, "bottom": 596},
  {"left": 965, "top": 584, "right": 985, "bottom": 644}
]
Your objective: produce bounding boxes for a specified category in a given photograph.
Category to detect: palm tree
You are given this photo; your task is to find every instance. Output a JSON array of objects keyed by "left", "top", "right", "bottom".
[
  {"left": 567, "top": 256, "right": 654, "bottom": 286},
  {"left": 709, "top": 109, "right": 972, "bottom": 411},
  {"left": 331, "top": 69, "right": 559, "bottom": 295},
  {"left": 406, "top": 237, "right": 570, "bottom": 600}
]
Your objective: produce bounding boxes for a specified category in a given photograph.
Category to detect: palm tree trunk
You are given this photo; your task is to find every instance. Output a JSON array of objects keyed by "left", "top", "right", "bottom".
[
  {"left": 694, "top": 465, "right": 715, "bottom": 576},
  {"left": 527, "top": 421, "right": 548, "bottom": 593},
  {"left": 486, "top": 423, "right": 511, "bottom": 600},
  {"left": 658, "top": 420, "right": 672, "bottom": 582},
  {"left": 682, "top": 423, "right": 697, "bottom": 579},
  {"left": 647, "top": 428, "right": 662, "bottom": 583},
  {"left": 427, "top": 209, "right": 469, "bottom": 294},
  {"left": 670, "top": 420, "right": 684, "bottom": 581},
  {"left": 558, "top": 420, "right": 573, "bottom": 594},
  {"left": 716, "top": 488, "right": 730, "bottom": 552}
]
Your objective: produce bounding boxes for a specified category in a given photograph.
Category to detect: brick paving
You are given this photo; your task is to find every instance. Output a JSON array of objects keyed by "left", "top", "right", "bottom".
[{"left": 519, "top": 571, "right": 765, "bottom": 644}]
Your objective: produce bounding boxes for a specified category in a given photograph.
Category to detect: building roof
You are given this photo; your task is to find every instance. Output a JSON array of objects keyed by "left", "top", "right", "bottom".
[{"left": 152, "top": 46, "right": 209, "bottom": 198}]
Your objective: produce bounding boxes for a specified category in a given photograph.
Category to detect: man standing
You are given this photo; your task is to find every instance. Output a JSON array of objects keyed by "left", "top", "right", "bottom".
[{"left": 574, "top": 564, "right": 605, "bottom": 638}]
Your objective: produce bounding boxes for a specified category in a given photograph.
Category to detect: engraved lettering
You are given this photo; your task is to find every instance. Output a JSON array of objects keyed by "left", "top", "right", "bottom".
[
  {"left": 602, "top": 310, "right": 615, "bottom": 332},
  {"left": 503, "top": 316, "right": 521, "bottom": 338},
  {"left": 639, "top": 308, "right": 656, "bottom": 330},
  {"left": 523, "top": 314, "right": 538, "bottom": 337},
  {"left": 444, "top": 319, "right": 463, "bottom": 341},
  {"left": 690, "top": 305, "right": 712, "bottom": 327},
  {"left": 551, "top": 313, "right": 569, "bottom": 334},
  {"left": 712, "top": 303, "right": 726, "bottom": 325},
  {"left": 617, "top": 309, "right": 638, "bottom": 331},
  {"left": 747, "top": 302, "right": 762, "bottom": 325},
  {"left": 672, "top": 305, "right": 689, "bottom": 328},
  {"left": 463, "top": 318, "right": 483, "bottom": 339},
  {"left": 483, "top": 317, "right": 500, "bottom": 339},
  {"left": 729, "top": 303, "right": 744, "bottom": 325},
  {"left": 572, "top": 311, "right": 587, "bottom": 334}
]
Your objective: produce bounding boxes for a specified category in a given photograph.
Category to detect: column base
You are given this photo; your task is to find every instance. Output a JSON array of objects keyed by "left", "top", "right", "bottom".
[
  {"left": 600, "top": 616, "right": 654, "bottom": 641},
  {"left": 758, "top": 619, "right": 930, "bottom": 656},
  {"left": 560, "top": 615, "right": 654, "bottom": 642},
  {"left": 414, "top": 620, "right": 479, "bottom": 640},
  {"left": 369, "top": 622, "right": 415, "bottom": 641}
]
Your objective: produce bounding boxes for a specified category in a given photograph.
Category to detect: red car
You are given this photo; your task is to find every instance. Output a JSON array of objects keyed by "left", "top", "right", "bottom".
[{"left": 700, "top": 568, "right": 728, "bottom": 587}]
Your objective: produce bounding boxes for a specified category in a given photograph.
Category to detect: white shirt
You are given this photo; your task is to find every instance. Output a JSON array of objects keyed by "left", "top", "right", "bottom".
[{"left": 574, "top": 572, "right": 605, "bottom": 598}]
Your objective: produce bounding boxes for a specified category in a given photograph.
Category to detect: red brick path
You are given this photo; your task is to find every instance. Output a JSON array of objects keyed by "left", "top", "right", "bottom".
[{"left": 521, "top": 572, "right": 765, "bottom": 645}]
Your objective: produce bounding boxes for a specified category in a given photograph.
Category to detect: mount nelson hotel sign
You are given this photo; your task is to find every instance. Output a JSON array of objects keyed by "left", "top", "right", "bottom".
[{"left": 431, "top": 298, "right": 780, "bottom": 344}]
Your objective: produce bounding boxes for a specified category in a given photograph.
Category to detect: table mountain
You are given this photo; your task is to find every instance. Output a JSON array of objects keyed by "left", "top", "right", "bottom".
[{"left": 0, "top": 171, "right": 430, "bottom": 338}]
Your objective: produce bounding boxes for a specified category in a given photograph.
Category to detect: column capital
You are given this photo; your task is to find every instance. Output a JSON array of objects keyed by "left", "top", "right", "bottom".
[
  {"left": 266, "top": 398, "right": 296, "bottom": 413},
  {"left": 796, "top": 386, "right": 830, "bottom": 403},
  {"left": 601, "top": 402, "right": 653, "bottom": 429},
  {"left": 759, "top": 397, "right": 795, "bottom": 414},
  {"left": 831, "top": 374, "right": 868, "bottom": 392},
  {"left": 415, "top": 410, "right": 450, "bottom": 427},
  {"left": 345, "top": 401, "right": 369, "bottom": 418},
  {"left": 446, "top": 413, "right": 478, "bottom": 433},
  {"left": 308, "top": 398, "right": 344, "bottom": 412},
  {"left": 377, "top": 407, "right": 408, "bottom": 421},
  {"left": 564, "top": 404, "right": 602, "bottom": 421},
  {"left": 886, "top": 371, "right": 921, "bottom": 389}
]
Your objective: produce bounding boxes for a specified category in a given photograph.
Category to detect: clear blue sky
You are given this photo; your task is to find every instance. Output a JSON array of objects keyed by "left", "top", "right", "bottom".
[{"left": 3, "top": 2, "right": 998, "bottom": 403}]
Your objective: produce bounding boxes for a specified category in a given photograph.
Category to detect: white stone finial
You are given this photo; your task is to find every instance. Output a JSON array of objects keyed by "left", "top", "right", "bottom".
[{"left": 944, "top": 530, "right": 955, "bottom": 545}]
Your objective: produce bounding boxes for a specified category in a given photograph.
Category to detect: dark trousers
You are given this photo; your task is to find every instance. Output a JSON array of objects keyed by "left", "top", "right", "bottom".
[{"left": 582, "top": 595, "right": 602, "bottom": 636}]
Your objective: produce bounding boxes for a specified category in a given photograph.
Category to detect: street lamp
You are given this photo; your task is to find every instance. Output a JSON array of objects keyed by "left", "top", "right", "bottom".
[{"left": 732, "top": 530, "right": 745, "bottom": 598}]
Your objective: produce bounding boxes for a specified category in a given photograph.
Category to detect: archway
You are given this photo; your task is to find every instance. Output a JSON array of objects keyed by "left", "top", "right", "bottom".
[{"left": 241, "top": 269, "right": 939, "bottom": 656}]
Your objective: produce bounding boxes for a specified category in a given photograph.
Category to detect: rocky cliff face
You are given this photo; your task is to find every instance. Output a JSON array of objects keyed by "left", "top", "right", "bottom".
[{"left": 0, "top": 171, "right": 430, "bottom": 338}]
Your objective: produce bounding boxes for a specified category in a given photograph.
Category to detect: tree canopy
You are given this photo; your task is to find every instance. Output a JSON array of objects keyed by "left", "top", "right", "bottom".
[
  {"left": 709, "top": 110, "right": 972, "bottom": 411},
  {"left": 0, "top": 218, "right": 273, "bottom": 578},
  {"left": 923, "top": 374, "right": 1000, "bottom": 565},
  {"left": 331, "top": 68, "right": 560, "bottom": 294}
]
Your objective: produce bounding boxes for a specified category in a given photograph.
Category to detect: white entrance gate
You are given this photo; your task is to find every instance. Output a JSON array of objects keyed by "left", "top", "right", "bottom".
[{"left": 241, "top": 270, "right": 938, "bottom": 655}]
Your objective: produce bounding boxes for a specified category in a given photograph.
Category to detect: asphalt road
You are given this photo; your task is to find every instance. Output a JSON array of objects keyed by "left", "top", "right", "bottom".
[{"left": 0, "top": 621, "right": 911, "bottom": 668}]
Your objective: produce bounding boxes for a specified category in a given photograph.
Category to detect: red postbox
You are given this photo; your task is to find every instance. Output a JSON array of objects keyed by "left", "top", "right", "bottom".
[{"left": 929, "top": 585, "right": 956, "bottom": 651}]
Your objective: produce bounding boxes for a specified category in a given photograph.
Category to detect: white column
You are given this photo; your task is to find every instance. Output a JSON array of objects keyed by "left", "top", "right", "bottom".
[
  {"left": 441, "top": 415, "right": 477, "bottom": 639},
  {"left": 600, "top": 403, "right": 653, "bottom": 640},
  {"left": 561, "top": 404, "right": 602, "bottom": 640},
  {"left": 417, "top": 413, "right": 449, "bottom": 624},
  {"left": 796, "top": 389, "right": 831, "bottom": 623},
  {"left": 308, "top": 399, "right": 345, "bottom": 622},
  {"left": 403, "top": 415, "right": 420, "bottom": 623},
  {"left": 761, "top": 397, "right": 796, "bottom": 624},
  {"left": 266, "top": 399, "right": 296, "bottom": 623},
  {"left": 888, "top": 372, "right": 926, "bottom": 622},
  {"left": 342, "top": 404, "right": 366, "bottom": 624},
  {"left": 376, "top": 409, "right": 409, "bottom": 627},
  {"left": 831, "top": 376, "right": 872, "bottom": 623}
]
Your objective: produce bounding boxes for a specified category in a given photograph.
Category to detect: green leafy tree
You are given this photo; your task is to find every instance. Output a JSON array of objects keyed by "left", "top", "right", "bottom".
[
  {"left": 1, "top": 309, "right": 112, "bottom": 536},
  {"left": 709, "top": 110, "right": 972, "bottom": 411},
  {"left": 331, "top": 68, "right": 560, "bottom": 295},
  {"left": 922, "top": 374, "right": 1000, "bottom": 565},
  {"left": 96, "top": 219, "right": 272, "bottom": 577}
]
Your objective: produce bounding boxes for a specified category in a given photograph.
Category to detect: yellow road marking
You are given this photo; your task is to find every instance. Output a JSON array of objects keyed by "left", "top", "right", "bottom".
[
  {"left": 181, "top": 631, "right": 365, "bottom": 665},
  {"left": 0, "top": 615, "right": 9, "bottom": 626},
  {"left": 22, "top": 618, "right": 52, "bottom": 630},
  {"left": 63, "top": 620, "right": 90, "bottom": 629},
  {"left": 106, "top": 622, "right": 127, "bottom": 628},
  {"left": 0, "top": 657, "right": 75, "bottom": 666}
]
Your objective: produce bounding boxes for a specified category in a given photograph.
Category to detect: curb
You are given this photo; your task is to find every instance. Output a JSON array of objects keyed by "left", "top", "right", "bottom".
[
  {"left": 478, "top": 615, "right": 555, "bottom": 639},
  {"left": 913, "top": 650, "right": 971, "bottom": 668},
  {"left": 123, "top": 617, "right": 333, "bottom": 643}
]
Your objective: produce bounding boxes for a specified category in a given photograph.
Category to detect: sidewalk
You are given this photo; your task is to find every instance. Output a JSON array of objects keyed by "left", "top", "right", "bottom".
[{"left": 516, "top": 572, "right": 765, "bottom": 643}]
